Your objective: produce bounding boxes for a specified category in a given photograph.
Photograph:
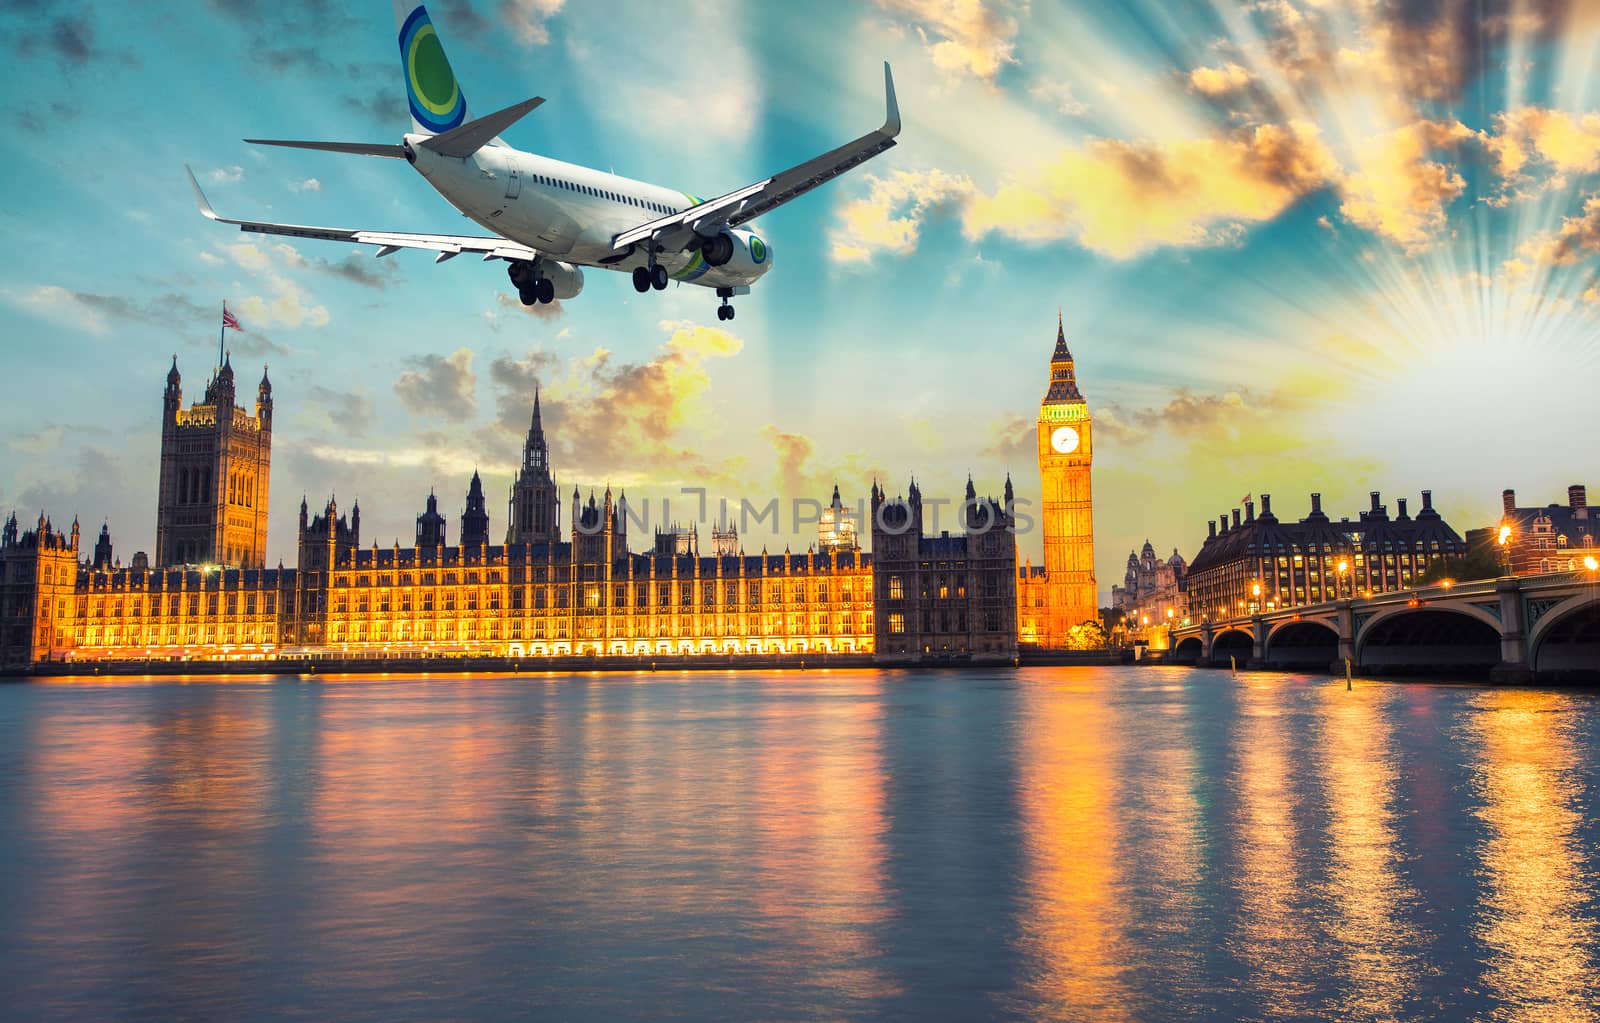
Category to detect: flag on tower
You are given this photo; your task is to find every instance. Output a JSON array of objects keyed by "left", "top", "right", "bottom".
[
  {"left": 222, "top": 304, "right": 242, "bottom": 332},
  {"left": 1240, "top": 493, "right": 1252, "bottom": 505}
]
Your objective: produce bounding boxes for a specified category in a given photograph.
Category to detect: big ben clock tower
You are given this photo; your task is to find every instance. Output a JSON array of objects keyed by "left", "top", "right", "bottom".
[{"left": 1035, "top": 313, "right": 1098, "bottom": 644}]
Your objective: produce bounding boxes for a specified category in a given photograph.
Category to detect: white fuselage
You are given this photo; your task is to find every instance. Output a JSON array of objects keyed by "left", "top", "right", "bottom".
[{"left": 406, "top": 136, "right": 772, "bottom": 289}]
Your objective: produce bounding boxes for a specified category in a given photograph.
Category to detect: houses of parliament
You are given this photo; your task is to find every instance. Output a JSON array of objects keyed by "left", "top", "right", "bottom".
[{"left": 0, "top": 320, "right": 1102, "bottom": 669}]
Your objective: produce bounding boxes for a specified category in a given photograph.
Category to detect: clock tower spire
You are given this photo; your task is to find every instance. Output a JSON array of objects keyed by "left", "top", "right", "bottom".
[{"left": 1033, "top": 313, "right": 1097, "bottom": 645}]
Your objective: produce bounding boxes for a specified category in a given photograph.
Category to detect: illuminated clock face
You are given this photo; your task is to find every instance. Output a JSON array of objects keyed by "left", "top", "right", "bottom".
[{"left": 1050, "top": 425, "right": 1080, "bottom": 454}]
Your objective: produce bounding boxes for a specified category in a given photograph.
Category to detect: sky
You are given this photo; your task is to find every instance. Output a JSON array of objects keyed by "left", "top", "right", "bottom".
[{"left": 1, "top": 0, "right": 1597, "bottom": 600}]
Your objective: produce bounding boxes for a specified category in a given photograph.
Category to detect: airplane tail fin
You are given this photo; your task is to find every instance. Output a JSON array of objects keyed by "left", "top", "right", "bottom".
[{"left": 395, "top": 1, "right": 470, "bottom": 136}]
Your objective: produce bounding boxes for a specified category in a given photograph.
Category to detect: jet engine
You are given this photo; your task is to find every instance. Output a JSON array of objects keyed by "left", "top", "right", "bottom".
[
  {"left": 695, "top": 229, "right": 773, "bottom": 275},
  {"left": 540, "top": 259, "right": 585, "bottom": 300},
  {"left": 508, "top": 257, "right": 585, "bottom": 303}
]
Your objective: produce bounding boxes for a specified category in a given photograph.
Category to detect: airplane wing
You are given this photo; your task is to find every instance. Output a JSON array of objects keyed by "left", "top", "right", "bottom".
[
  {"left": 612, "top": 63, "right": 900, "bottom": 254},
  {"left": 185, "top": 166, "right": 540, "bottom": 263}
]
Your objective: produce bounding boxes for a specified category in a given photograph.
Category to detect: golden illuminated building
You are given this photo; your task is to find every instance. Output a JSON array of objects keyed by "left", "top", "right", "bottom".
[
  {"left": 1184, "top": 491, "right": 1466, "bottom": 620},
  {"left": 3, "top": 354, "right": 1055, "bottom": 667},
  {"left": 1018, "top": 314, "right": 1098, "bottom": 646},
  {"left": 155, "top": 355, "right": 272, "bottom": 568}
]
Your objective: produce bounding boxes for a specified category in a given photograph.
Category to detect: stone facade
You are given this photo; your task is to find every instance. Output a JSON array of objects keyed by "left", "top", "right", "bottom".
[
  {"left": 155, "top": 355, "right": 272, "bottom": 568},
  {"left": 1185, "top": 491, "right": 1466, "bottom": 621},
  {"left": 870, "top": 476, "right": 1019, "bottom": 663}
]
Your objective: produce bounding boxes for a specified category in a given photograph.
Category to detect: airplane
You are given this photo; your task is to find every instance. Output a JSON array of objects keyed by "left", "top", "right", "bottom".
[{"left": 187, "top": 0, "right": 901, "bottom": 322}]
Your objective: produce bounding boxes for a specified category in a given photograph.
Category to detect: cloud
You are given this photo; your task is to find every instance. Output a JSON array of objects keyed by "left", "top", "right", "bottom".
[
  {"left": 1094, "top": 387, "right": 1304, "bottom": 447},
  {"left": 395, "top": 348, "right": 478, "bottom": 422},
  {"left": 1485, "top": 107, "right": 1600, "bottom": 201},
  {"left": 962, "top": 120, "right": 1338, "bottom": 259},
  {"left": 208, "top": 165, "right": 245, "bottom": 184},
  {"left": 342, "top": 88, "right": 407, "bottom": 128},
  {"left": 8, "top": 425, "right": 65, "bottom": 455},
  {"left": 483, "top": 320, "right": 745, "bottom": 482},
  {"left": 1188, "top": 61, "right": 1254, "bottom": 98},
  {"left": 494, "top": 291, "right": 565, "bottom": 322},
  {"left": 1029, "top": 79, "right": 1089, "bottom": 117},
  {"left": 218, "top": 242, "right": 337, "bottom": 326},
  {"left": 305, "top": 385, "right": 377, "bottom": 437},
  {"left": 1518, "top": 195, "right": 1600, "bottom": 266},
  {"left": 499, "top": 0, "right": 566, "bottom": 45},
  {"left": 1366, "top": 0, "right": 1586, "bottom": 105},
  {"left": 762, "top": 427, "right": 815, "bottom": 500},
  {"left": 14, "top": 14, "right": 126, "bottom": 68},
  {"left": 0, "top": 286, "right": 211, "bottom": 338},
  {"left": 290, "top": 178, "right": 321, "bottom": 193},
  {"left": 979, "top": 412, "right": 1032, "bottom": 465},
  {"left": 1337, "top": 119, "right": 1475, "bottom": 251},
  {"left": 876, "top": 0, "right": 1017, "bottom": 81},
  {"left": 831, "top": 169, "right": 975, "bottom": 263}
]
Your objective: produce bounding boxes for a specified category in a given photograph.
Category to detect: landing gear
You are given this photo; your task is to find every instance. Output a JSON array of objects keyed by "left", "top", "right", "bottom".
[
  {"left": 716, "top": 286, "right": 736, "bottom": 321},
  {"left": 634, "top": 250, "right": 671, "bottom": 293},
  {"left": 509, "top": 260, "right": 556, "bottom": 305}
]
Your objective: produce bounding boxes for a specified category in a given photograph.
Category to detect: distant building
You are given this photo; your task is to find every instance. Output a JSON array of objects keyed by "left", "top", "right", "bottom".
[
  {"left": 505, "top": 388, "right": 560, "bottom": 545},
  {"left": 460, "top": 471, "right": 490, "bottom": 549},
  {"left": 1472, "top": 485, "right": 1596, "bottom": 574},
  {"left": 871, "top": 475, "right": 1018, "bottom": 662},
  {"left": 416, "top": 491, "right": 447, "bottom": 548},
  {"left": 1185, "top": 491, "right": 1465, "bottom": 621},
  {"left": 1017, "top": 314, "right": 1097, "bottom": 646},
  {"left": 155, "top": 355, "right": 272, "bottom": 568},
  {"left": 0, "top": 514, "right": 81, "bottom": 667},
  {"left": 818, "top": 484, "right": 859, "bottom": 553},
  {"left": 1113, "top": 540, "right": 1188, "bottom": 627}
]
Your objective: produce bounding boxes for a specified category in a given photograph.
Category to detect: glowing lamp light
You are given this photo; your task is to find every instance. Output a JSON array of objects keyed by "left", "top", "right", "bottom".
[
  {"left": 1585, "top": 555, "right": 1599, "bottom": 572},
  {"left": 1498, "top": 525, "right": 1513, "bottom": 546}
]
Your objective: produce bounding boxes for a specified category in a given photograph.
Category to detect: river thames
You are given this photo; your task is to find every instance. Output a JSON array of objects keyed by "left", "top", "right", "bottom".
[{"left": 1, "top": 667, "right": 1597, "bottom": 1021}]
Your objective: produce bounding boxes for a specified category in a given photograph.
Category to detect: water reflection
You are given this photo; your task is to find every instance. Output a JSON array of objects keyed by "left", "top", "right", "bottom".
[
  {"left": 751, "top": 681, "right": 894, "bottom": 1006},
  {"left": 1313, "top": 683, "right": 1421, "bottom": 1020},
  {"left": 1227, "top": 679, "right": 1317, "bottom": 1019},
  {"left": 1013, "top": 675, "right": 1136, "bottom": 1021},
  {"left": 1469, "top": 690, "right": 1598, "bottom": 1023},
  {"left": 1, "top": 670, "right": 1598, "bottom": 1022}
]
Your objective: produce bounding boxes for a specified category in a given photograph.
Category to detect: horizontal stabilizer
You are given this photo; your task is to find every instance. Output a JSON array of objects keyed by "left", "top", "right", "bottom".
[
  {"left": 419, "top": 96, "right": 544, "bottom": 158},
  {"left": 243, "top": 139, "right": 408, "bottom": 159}
]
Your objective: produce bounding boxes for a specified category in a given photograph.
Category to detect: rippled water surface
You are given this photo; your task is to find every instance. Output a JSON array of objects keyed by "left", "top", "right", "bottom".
[{"left": 2, "top": 667, "right": 1598, "bottom": 1021}]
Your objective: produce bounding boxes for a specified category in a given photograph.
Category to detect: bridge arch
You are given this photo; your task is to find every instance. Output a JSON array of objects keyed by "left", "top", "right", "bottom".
[
  {"left": 1212, "top": 628, "right": 1254, "bottom": 664},
  {"left": 1173, "top": 635, "right": 1204, "bottom": 664},
  {"left": 1264, "top": 618, "right": 1340, "bottom": 669},
  {"left": 1356, "top": 604, "right": 1501, "bottom": 676},
  {"left": 1529, "top": 594, "right": 1600, "bottom": 682}
]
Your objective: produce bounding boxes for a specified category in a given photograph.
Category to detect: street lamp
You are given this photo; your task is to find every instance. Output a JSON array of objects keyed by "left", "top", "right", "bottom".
[
  {"left": 1250, "top": 580, "right": 1261, "bottom": 615},
  {"left": 1337, "top": 559, "right": 1349, "bottom": 600},
  {"left": 1497, "top": 524, "right": 1513, "bottom": 576}
]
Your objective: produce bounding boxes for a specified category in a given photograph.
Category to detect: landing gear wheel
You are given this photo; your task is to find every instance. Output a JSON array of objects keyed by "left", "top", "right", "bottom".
[
  {"left": 632, "top": 267, "right": 651, "bottom": 293},
  {"left": 519, "top": 287, "right": 537, "bottom": 306},
  {"left": 536, "top": 278, "right": 555, "bottom": 304},
  {"left": 717, "top": 303, "right": 735, "bottom": 321},
  {"left": 651, "top": 265, "right": 669, "bottom": 290}
]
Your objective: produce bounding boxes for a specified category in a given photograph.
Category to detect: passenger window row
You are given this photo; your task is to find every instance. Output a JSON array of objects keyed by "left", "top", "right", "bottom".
[{"left": 530, "top": 173, "right": 680, "bottom": 215}]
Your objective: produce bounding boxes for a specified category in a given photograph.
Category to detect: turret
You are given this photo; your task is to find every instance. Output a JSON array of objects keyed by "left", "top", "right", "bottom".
[
  {"left": 214, "top": 351, "right": 236, "bottom": 408},
  {"left": 1004, "top": 472, "right": 1014, "bottom": 508},
  {"left": 257, "top": 365, "right": 273, "bottom": 429},
  {"left": 93, "top": 521, "right": 113, "bottom": 570},
  {"left": 164, "top": 355, "right": 182, "bottom": 411}
]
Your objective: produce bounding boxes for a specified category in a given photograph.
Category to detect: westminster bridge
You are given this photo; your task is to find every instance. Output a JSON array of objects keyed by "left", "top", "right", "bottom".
[{"left": 1167, "top": 572, "right": 1600, "bottom": 683}]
